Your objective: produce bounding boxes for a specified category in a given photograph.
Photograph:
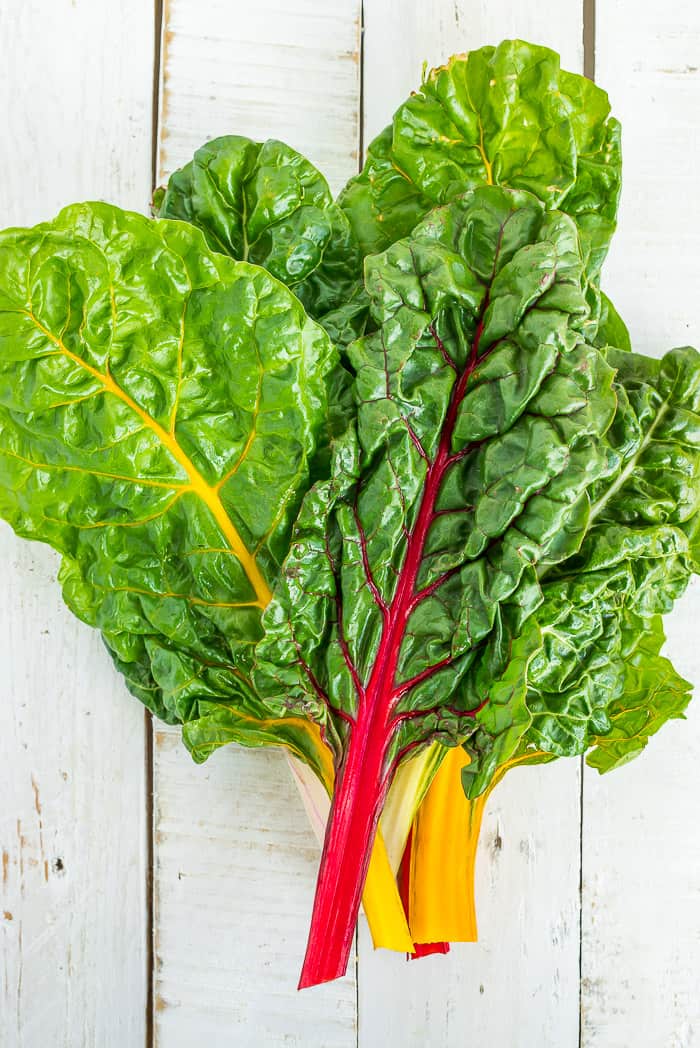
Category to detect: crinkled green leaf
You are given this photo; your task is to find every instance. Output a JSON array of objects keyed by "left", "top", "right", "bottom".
[
  {"left": 339, "top": 40, "right": 621, "bottom": 279},
  {"left": 592, "top": 347, "right": 700, "bottom": 529},
  {"left": 525, "top": 525, "right": 692, "bottom": 755},
  {"left": 156, "top": 136, "right": 337, "bottom": 284},
  {"left": 155, "top": 135, "right": 367, "bottom": 344},
  {"left": 586, "top": 618, "right": 692, "bottom": 772},
  {"left": 595, "top": 291, "right": 631, "bottom": 351},
  {"left": 461, "top": 345, "right": 700, "bottom": 794},
  {"left": 158, "top": 44, "right": 622, "bottom": 357},
  {"left": 0, "top": 201, "right": 337, "bottom": 766},
  {"left": 255, "top": 186, "right": 617, "bottom": 769},
  {"left": 460, "top": 616, "right": 542, "bottom": 797}
]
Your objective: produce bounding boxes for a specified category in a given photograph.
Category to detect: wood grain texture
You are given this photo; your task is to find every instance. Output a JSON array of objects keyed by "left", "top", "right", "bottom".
[
  {"left": 153, "top": 731, "right": 356, "bottom": 1047},
  {"left": 358, "top": 760, "right": 581, "bottom": 1047},
  {"left": 0, "top": 545, "right": 149, "bottom": 1048},
  {"left": 153, "top": 2, "right": 361, "bottom": 1043},
  {"left": 0, "top": 3, "right": 154, "bottom": 1045},
  {"left": 582, "top": 4, "right": 700, "bottom": 1044},
  {"left": 358, "top": 4, "right": 585, "bottom": 1044},
  {"left": 157, "top": 0, "right": 362, "bottom": 194}
]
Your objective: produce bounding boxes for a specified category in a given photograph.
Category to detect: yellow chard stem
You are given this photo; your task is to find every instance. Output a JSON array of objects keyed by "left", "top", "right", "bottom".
[
  {"left": 408, "top": 746, "right": 549, "bottom": 944},
  {"left": 287, "top": 751, "right": 414, "bottom": 952},
  {"left": 408, "top": 746, "right": 481, "bottom": 942}
]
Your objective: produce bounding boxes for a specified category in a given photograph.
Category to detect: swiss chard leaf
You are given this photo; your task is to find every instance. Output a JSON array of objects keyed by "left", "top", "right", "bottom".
[
  {"left": 586, "top": 618, "right": 692, "bottom": 772},
  {"left": 154, "top": 136, "right": 367, "bottom": 345},
  {"left": 339, "top": 40, "right": 621, "bottom": 279},
  {"left": 462, "top": 345, "right": 700, "bottom": 796},
  {"left": 254, "top": 185, "right": 619, "bottom": 985},
  {"left": 156, "top": 43, "right": 623, "bottom": 354},
  {"left": 595, "top": 291, "right": 632, "bottom": 351},
  {"left": 0, "top": 201, "right": 337, "bottom": 775}
]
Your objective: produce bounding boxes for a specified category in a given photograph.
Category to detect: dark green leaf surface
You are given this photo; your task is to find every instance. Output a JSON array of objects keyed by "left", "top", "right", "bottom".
[
  {"left": 462, "top": 345, "right": 700, "bottom": 795},
  {"left": 0, "top": 201, "right": 337, "bottom": 773},
  {"left": 339, "top": 40, "right": 621, "bottom": 280},
  {"left": 255, "top": 186, "right": 617, "bottom": 768},
  {"left": 155, "top": 136, "right": 366, "bottom": 344}
]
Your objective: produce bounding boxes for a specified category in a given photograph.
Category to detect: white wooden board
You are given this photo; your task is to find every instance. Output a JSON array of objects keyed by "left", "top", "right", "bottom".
[
  {"left": 157, "top": 0, "right": 362, "bottom": 194},
  {"left": 0, "top": 2, "right": 154, "bottom": 1045},
  {"left": 153, "top": 730, "right": 356, "bottom": 1047},
  {"left": 2, "top": 0, "right": 700, "bottom": 1044},
  {"left": 582, "top": 4, "right": 700, "bottom": 1044},
  {"left": 153, "top": 2, "right": 361, "bottom": 1044},
  {"left": 358, "top": 4, "right": 585, "bottom": 1044}
]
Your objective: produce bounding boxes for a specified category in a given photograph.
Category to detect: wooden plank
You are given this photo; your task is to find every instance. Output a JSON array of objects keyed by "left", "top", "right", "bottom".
[
  {"left": 0, "top": 3, "right": 154, "bottom": 1044},
  {"left": 153, "top": 3, "right": 361, "bottom": 1043},
  {"left": 153, "top": 731, "right": 356, "bottom": 1046},
  {"left": 582, "top": 4, "right": 700, "bottom": 1044},
  {"left": 358, "top": 4, "right": 585, "bottom": 1044},
  {"left": 157, "top": 0, "right": 362, "bottom": 194},
  {"left": 358, "top": 760, "right": 582, "bottom": 1046}
]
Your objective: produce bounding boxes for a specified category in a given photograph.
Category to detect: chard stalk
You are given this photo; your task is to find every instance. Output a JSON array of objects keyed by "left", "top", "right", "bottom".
[
  {"left": 287, "top": 753, "right": 414, "bottom": 953},
  {"left": 298, "top": 335, "right": 485, "bottom": 987}
]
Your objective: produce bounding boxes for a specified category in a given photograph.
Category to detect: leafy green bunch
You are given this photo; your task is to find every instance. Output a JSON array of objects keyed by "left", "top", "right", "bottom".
[{"left": 1, "top": 40, "right": 698, "bottom": 988}]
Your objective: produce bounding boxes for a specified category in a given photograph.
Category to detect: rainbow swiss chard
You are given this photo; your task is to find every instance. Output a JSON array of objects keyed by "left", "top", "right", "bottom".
[
  {"left": 253, "top": 185, "right": 621, "bottom": 985},
  {"left": 0, "top": 203, "right": 339, "bottom": 774},
  {"left": 1, "top": 38, "right": 698, "bottom": 992}
]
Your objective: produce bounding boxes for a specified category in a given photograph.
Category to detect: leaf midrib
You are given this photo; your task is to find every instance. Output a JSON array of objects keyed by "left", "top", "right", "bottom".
[
  {"left": 588, "top": 398, "right": 670, "bottom": 525},
  {"left": 24, "top": 309, "right": 272, "bottom": 608}
]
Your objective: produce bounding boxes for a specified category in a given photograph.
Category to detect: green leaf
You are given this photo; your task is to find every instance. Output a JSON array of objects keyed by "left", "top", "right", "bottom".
[
  {"left": 461, "top": 617, "right": 542, "bottom": 797},
  {"left": 156, "top": 136, "right": 336, "bottom": 284},
  {"left": 586, "top": 619, "right": 692, "bottom": 772},
  {"left": 595, "top": 291, "right": 631, "bottom": 351},
  {"left": 155, "top": 136, "right": 367, "bottom": 344},
  {"left": 255, "top": 187, "right": 618, "bottom": 749},
  {"left": 591, "top": 346, "right": 700, "bottom": 529},
  {"left": 339, "top": 40, "right": 621, "bottom": 279},
  {"left": 0, "top": 201, "right": 337, "bottom": 765},
  {"left": 462, "top": 344, "right": 700, "bottom": 790},
  {"left": 158, "top": 45, "right": 622, "bottom": 357},
  {"left": 525, "top": 525, "right": 692, "bottom": 756}
]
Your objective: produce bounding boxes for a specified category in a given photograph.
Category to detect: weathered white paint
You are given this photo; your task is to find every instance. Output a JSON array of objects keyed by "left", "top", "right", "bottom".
[
  {"left": 153, "top": 2, "right": 361, "bottom": 1044},
  {"left": 582, "top": 4, "right": 700, "bottom": 1045},
  {"left": 157, "top": 0, "right": 362, "bottom": 195},
  {"left": 3, "top": 1, "right": 700, "bottom": 1044},
  {"left": 358, "top": 4, "right": 585, "bottom": 1044},
  {"left": 0, "top": 3, "right": 154, "bottom": 1045},
  {"left": 153, "top": 730, "right": 356, "bottom": 1047}
]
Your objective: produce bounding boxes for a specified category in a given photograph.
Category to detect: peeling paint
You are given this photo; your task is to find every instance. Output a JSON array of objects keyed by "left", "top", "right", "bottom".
[
  {"left": 30, "top": 776, "right": 49, "bottom": 882},
  {"left": 16, "top": 821, "right": 25, "bottom": 879},
  {"left": 30, "top": 776, "right": 41, "bottom": 819}
]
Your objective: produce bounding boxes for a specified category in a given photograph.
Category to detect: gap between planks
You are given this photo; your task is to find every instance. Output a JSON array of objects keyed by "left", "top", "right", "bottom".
[
  {"left": 580, "top": 6, "right": 594, "bottom": 1046},
  {"left": 147, "top": 3, "right": 166, "bottom": 1045}
]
